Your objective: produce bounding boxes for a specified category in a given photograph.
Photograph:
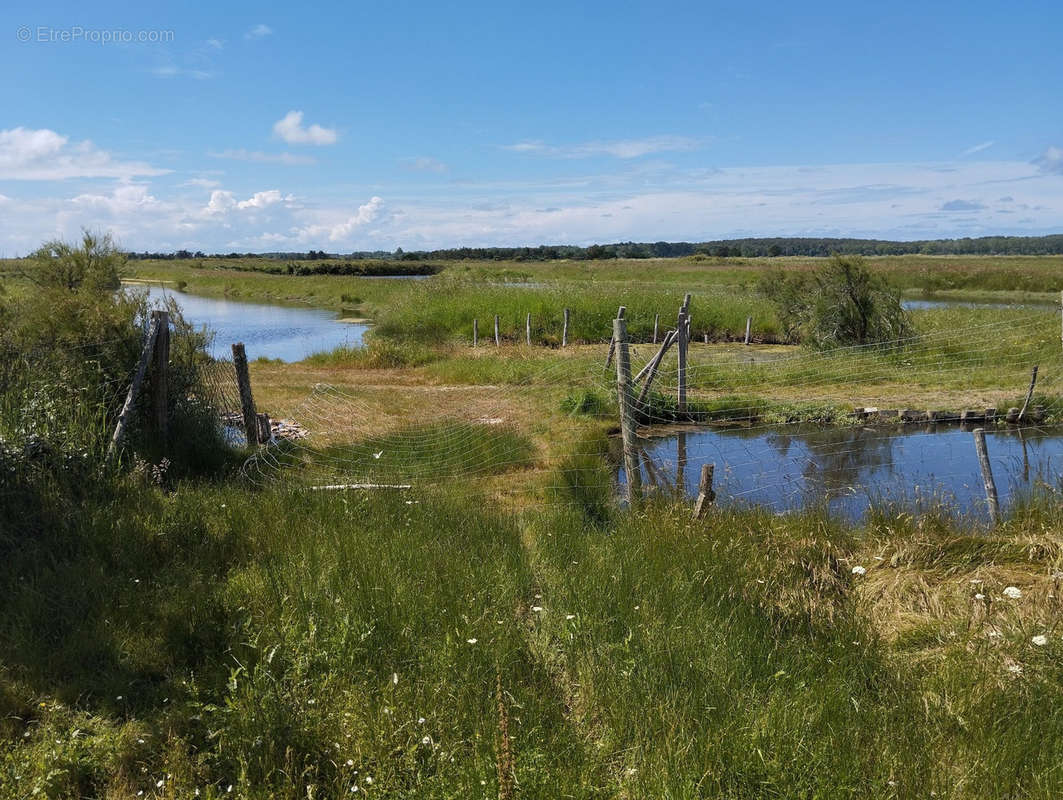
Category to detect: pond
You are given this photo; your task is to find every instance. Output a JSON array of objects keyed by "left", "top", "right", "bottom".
[
  {"left": 901, "top": 297, "right": 1056, "bottom": 311},
  {"left": 621, "top": 424, "right": 1063, "bottom": 522},
  {"left": 129, "top": 284, "right": 367, "bottom": 362}
]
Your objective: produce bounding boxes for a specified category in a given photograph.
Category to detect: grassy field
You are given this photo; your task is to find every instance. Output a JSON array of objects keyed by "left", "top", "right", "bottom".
[{"left": 3, "top": 254, "right": 1063, "bottom": 797}]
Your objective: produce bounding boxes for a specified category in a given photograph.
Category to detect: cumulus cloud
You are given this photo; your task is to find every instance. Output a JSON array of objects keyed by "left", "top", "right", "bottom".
[
  {"left": 1034, "top": 146, "right": 1063, "bottom": 174},
  {"left": 0, "top": 127, "right": 168, "bottom": 180},
  {"left": 202, "top": 189, "right": 294, "bottom": 216},
  {"left": 180, "top": 177, "right": 222, "bottom": 189},
  {"left": 273, "top": 111, "right": 338, "bottom": 146},
  {"left": 245, "top": 24, "right": 272, "bottom": 40},
  {"left": 504, "top": 135, "right": 701, "bottom": 159},
  {"left": 210, "top": 148, "right": 316, "bottom": 165},
  {"left": 71, "top": 184, "right": 161, "bottom": 215}
]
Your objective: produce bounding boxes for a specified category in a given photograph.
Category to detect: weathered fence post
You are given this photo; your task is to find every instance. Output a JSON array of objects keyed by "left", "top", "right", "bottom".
[
  {"left": 636, "top": 329, "right": 677, "bottom": 409},
  {"left": 692, "top": 463, "right": 716, "bottom": 519},
  {"left": 526, "top": 312, "right": 532, "bottom": 346},
  {"left": 473, "top": 317, "right": 478, "bottom": 347},
  {"left": 973, "top": 428, "right": 1000, "bottom": 525},
  {"left": 605, "top": 306, "right": 626, "bottom": 368},
  {"left": 151, "top": 310, "right": 170, "bottom": 444},
  {"left": 744, "top": 316, "right": 752, "bottom": 346},
  {"left": 257, "top": 413, "right": 272, "bottom": 445},
  {"left": 677, "top": 310, "right": 688, "bottom": 415},
  {"left": 653, "top": 313, "right": 659, "bottom": 344},
  {"left": 676, "top": 431, "right": 687, "bottom": 493},
  {"left": 613, "top": 316, "right": 642, "bottom": 506},
  {"left": 562, "top": 308, "right": 569, "bottom": 347},
  {"left": 1018, "top": 365, "right": 1039, "bottom": 423},
  {"left": 494, "top": 315, "right": 500, "bottom": 347},
  {"left": 106, "top": 314, "right": 162, "bottom": 462},
  {"left": 232, "top": 342, "right": 259, "bottom": 446}
]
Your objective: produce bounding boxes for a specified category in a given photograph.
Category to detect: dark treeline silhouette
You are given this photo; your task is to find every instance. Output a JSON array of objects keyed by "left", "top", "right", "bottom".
[{"left": 127, "top": 234, "right": 1063, "bottom": 262}]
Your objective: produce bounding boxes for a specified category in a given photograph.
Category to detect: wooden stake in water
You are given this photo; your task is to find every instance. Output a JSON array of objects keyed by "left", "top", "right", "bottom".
[
  {"left": 973, "top": 428, "right": 1000, "bottom": 525},
  {"left": 232, "top": 342, "right": 259, "bottom": 446},
  {"left": 562, "top": 307, "right": 569, "bottom": 347},
  {"left": 692, "top": 463, "right": 716, "bottom": 519},
  {"left": 605, "top": 305, "right": 626, "bottom": 368},
  {"left": 613, "top": 316, "right": 642, "bottom": 506}
]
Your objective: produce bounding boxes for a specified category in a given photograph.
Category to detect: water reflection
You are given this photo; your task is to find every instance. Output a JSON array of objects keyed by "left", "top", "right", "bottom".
[{"left": 622, "top": 424, "right": 1063, "bottom": 522}]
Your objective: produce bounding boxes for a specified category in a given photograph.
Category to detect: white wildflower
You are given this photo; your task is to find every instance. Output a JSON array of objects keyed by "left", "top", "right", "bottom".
[
  {"left": 974, "top": 593, "right": 985, "bottom": 600},
  {"left": 531, "top": 606, "right": 543, "bottom": 613},
  {"left": 392, "top": 672, "right": 399, "bottom": 685},
  {"left": 851, "top": 566, "right": 866, "bottom": 576},
  {"left": 1003, "top": 586, "right": 1022, "bottom": 599},
  {"left": 466, "top": 638, "right": 477, "bottom": 644},
  {"left": 1032, "top": 635, "right": 1048, "bottom": 646},
  {"left": 422, "top": 735, "right": 432, "bottom": 745}
]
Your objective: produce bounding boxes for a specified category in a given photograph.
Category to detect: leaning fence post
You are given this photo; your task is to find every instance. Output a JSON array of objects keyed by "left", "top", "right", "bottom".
[
  {"left": 526, "top": 312, "right": 532, "bottom": 346},
  {"left": 636, "top": 329, "right": 678, "bottom": 409},
  {"left": 562, "top": 308, "right": 569, "bottom": 347},
  {"left": 106, "top": 315, "right": 162, "bottom": 462},
  {"left": 232, "top": 342, "right": 259, "bottom": 446},
  {"left": 1017, "top": 365, "right": 1039, "bottom": 423},
  {"left": 613, "top": 316, "right": 642, "bottom": 506},
  {"left": 150, "top": 310, "right": 170, "bottom": 445},
  {"left": 473, "top": 318, "right": 478, "bottom": 347},
  {"left": 973, "top": 428, "right": 1000, "bottom": 525},
  {"left": 605, "top": 306, "right": 626, "bottom": 368},
  {"left": 692, "top": 463, "right": 716, "bottom": 519},
  {"left": 494, "top": 315, "right": 500, "bottom": 347}
]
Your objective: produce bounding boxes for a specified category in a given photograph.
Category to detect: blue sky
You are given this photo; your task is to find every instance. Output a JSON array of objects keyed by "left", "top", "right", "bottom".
[{"left": 1, "top": 0, "right": 1060, "bottom": 253}]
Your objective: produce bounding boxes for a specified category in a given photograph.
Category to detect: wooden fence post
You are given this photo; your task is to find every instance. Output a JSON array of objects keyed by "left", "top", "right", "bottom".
[
  {"left": 473, "top": 318, "right": 478, "bottom": 347},
  {"left": 526, "top": 312, "right": 532, "bottom": 346},
  {"left": 494, "top": 315, "right": 500, "bottom": 347},
  {"left": 653, "top": 313, "right": 659, "bottom": 344},
  {"left": 973, "top": 428, "right": 1000, "bottom": 525},
  {"left": 677, "top": 310, "right": 688, "bottom": 415},
  {"left": 232, "top": 342, "right": 259, "bottom": 446},
  {"left": 562, "top": 308, "right": 569, "bottom": 347},
  {"left": 613, "top": 316, "right": 642, "bottom": 506},
  {"left": 744, "top": 316, "right": 752, "bottom": 345},
  {"left": 1018, "top": 365, "right": 1039, "bottom": 423},
  {"left": 151, "top": 310, "right": 170, "bottom": 445},
  {"left": 692, "top": 463, "right": 716, "bottom": 519},
  {"left": 605, "top": 306, "right": 626, "bottom": 368},
  {"left": 106, "top": 315, "right": 162, "bottom": 462},
  {"left": 636, "top": 329, "right": 678, "bottom": 409}
]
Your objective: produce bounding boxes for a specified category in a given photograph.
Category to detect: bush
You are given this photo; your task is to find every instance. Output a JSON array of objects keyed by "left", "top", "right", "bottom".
[{"left": 759, "top": 255, "right": 912, "bottom": 348}]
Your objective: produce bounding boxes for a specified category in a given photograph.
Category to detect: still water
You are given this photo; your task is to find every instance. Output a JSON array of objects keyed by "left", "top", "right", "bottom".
[
  {"left": 129, "top": 284, "right": 368, "bottom": 362},
  {"left": 622, "top": 424, "right": 1063, "bottom": 522}
]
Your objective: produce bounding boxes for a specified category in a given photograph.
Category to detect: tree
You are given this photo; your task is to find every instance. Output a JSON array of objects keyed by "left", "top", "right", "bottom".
[
  {"left": 27, "top": 230, "right": 125, "bottom": 292},
  {"left": 758, "top": 255, "right": 911, "bottom": 348}
]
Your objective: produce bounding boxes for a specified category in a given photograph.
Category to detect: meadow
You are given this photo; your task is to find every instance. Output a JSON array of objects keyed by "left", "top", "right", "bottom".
[{"left": 2, "top": 252, "right": 1063, "bottom": 798}]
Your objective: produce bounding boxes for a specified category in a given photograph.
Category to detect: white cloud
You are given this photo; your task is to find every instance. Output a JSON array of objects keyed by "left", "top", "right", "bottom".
[
  {"left": 272, "top": 111, "right": 338, "bottom": 146},
  {"left": 210, "top": 148, "right": 316, "bottom": 165},
  {"left": 959, "top": 140, "right": 995, "bottom": 157},
  {"left": 152, "top": 65, "right": 213, "bottom": 80},
  {"left": 202, "top": 188, "right": 294, "bottom": 216},
  {"left": 180, "top": 177, "right": 222, "bottom": 189},
  {"left": 245, "top": 24, "right": 272, "bottom": 40},
  {"left": 1034, "top": 146, "right": 1063, "bottom": 174},
  {"left": 401, "top": 156, "right": 449, "bottom": 173},
  {"left": 291, "top": 196, "right": 384, "bottom": 243},
  {"left": 237, "top": 189, "right": 292, "bottom": 209},
  {"left": 0, "top": 127, "right": 168, "bottom": 180},
  {"left": 71, "top": 184, "right": 161, "bottom": 215},
  {"left": 504, "top": 135, "right": 702, "bottom": 159},
  {"left": 206, "top": 38, "right": 224, "bottom": 49}
]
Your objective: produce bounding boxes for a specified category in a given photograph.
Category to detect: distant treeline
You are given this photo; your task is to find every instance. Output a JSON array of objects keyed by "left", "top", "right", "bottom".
[
  {"left": 183, "top": 259, "right": 441, "bottom": 277},
  {"left": 127, "top": 234, "right": 1063, "bottom": 263}
]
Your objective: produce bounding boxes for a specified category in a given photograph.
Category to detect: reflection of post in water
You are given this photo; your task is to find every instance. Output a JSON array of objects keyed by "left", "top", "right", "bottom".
[
  {"left": 676, "top": 431, "right": 687, "bottom": 494},
  {"left": 639, "top": 448, "right": 661, "bottom": 494},
  {"left": 1019, "top": 427, "right": 1030, "bottom": 482}
]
